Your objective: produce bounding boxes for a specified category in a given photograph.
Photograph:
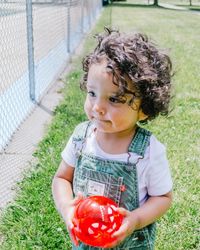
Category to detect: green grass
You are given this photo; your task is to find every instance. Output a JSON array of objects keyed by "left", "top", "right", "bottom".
[{"left": 0, "top": 3, "right": 200, "bottom": 250}]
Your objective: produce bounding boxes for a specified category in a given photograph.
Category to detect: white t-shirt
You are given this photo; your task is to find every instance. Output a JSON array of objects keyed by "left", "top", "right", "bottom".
[{"left": 61, "top": 126, "right": 173, "bottom": 206}]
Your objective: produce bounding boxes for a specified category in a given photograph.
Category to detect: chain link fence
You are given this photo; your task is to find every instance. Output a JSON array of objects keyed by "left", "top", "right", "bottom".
[{"left": 0, "top": 0, "right": 102, "bottom": 152}]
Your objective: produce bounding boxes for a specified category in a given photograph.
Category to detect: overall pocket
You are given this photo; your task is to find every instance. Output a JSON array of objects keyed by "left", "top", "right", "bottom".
[{"left": 73, "top": 166, "right": 123, "bottom": 205}]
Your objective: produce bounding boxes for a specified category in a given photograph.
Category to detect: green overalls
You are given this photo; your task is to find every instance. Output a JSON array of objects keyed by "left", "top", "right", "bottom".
[{"left": 72, "top": 121, "right": 156, "bottom": 250}]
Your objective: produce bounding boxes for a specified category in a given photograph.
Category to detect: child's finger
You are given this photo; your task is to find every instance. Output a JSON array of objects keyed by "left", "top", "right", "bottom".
[
  {"left": 69, "top": 225, "right": 79, "bottom": 246},
  {"left": 71, "top": 192, "right": 84, "bottom": 206},
  {"left": 111, "top": 222, "right": 128, "bottom": 238},
  {"left": 76, "top": 191, "right": 84, "bottom": 200},
  {"left": 117, "top": 207, "right": 129, "bottom": 216},
  {"left": 103, "top": 239, "right": 118, "bottom": 248}
]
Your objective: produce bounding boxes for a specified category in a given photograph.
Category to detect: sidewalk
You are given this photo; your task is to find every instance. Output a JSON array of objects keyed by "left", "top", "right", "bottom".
[
  {"left": 0, "top": 74, "right": 65, "bottom": 216},
  {"left": 159, "top": 3, "right": 200, "bottom": 15},
  {"left": 159, "top": 3, "right": 188, "bottom": 10}
]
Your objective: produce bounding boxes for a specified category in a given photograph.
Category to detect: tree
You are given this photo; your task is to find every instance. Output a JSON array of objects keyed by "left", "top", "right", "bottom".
[{"left": 153, "top": 0, "right": 158, "bottom": 6}]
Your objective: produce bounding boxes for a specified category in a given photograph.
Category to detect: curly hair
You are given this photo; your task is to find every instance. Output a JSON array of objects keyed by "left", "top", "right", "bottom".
[{"left": 81, "top": 27, "right": 173, "bottom": 123}]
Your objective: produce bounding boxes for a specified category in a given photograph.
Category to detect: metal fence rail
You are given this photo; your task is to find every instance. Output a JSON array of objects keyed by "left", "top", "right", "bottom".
[{"left": 0, "top": 0, "right": 102, "bottom": 152}]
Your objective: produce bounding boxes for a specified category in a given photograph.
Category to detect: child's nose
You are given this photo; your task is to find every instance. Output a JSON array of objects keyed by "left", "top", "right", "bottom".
[{"left": 93, "top": 100, "right": 106, "bottom": 115}]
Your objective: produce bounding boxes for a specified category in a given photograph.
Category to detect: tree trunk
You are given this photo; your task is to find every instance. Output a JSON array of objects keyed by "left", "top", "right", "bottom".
[{"left": 154, "top": 0, "right": 158, "bottom": 6}]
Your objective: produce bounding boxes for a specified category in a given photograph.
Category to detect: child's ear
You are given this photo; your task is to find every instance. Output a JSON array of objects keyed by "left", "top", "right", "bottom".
[{"left": 138, "top": 109, "right": 148, "bottom": 122}]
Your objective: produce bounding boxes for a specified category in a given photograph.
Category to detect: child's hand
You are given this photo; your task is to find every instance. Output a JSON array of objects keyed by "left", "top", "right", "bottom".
[
  {"left": 62, "top": 193, "right": 84, "bottom": 246},
  {"left": 104, "top": 207, "right": 139, "bottom": 248}
]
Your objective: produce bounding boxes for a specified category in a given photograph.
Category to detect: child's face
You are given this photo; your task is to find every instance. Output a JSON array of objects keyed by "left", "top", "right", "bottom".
[{"left": 84, "top": 60, "right": 146, "bottom": 135}]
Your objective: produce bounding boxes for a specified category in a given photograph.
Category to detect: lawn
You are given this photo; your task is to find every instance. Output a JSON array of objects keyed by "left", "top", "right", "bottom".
[{"left": 0, "top": 1, "right": 199, "bottom": 249}]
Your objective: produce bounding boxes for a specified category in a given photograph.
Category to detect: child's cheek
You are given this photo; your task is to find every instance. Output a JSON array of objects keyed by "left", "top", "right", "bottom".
[{"left": 84, "top": 99, "right": 92, "bottom": 119}]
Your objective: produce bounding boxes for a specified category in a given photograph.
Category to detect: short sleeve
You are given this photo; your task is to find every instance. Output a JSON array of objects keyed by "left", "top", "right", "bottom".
[
  {"left": 61, "top": 121, "right": 90, "bottom": 167},
  {"left": 61, "top": 135, "right": 76, "bottom": 167},
  {"left": 147, "top": 136, "right": 173, "bottom": 196}
]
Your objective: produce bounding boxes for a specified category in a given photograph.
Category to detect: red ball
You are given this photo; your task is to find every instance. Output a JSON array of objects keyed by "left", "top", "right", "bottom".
[{"left": 72, "top": 196, "right": 123, "bottom": 247}]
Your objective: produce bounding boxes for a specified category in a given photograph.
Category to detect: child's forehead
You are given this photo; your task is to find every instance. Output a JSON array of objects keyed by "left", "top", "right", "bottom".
[
  {"left": 88, "top": 60, "right": 113, "bottom": 80},
  {"left": 88, "top": 63, "right": 115, "bottom": 85},
  {"left": 88, "top": 62, "right": 136, "bottom": 93},
  {"left": 89, "top": 57, "right": 109, "bottom": 69}
]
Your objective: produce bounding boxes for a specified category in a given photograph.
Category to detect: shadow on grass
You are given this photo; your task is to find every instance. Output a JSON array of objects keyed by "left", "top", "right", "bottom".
[
  {"left": 189, "top": 7, "right": 200, "bottom": 11},
  {"left": 176, "top": 4, "right": 200, "bottom": 11}
]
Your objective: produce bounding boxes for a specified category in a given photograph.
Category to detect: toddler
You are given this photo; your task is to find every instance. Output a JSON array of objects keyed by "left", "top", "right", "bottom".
[{"left": 52, "top": 27, "right": 173, "bottom": 250}]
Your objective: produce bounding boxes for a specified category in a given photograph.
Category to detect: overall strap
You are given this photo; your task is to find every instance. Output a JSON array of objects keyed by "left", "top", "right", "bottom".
[
  {"left": 128, "top": 127, "right": 151, "bottom": 157},
  {"left": 72, "top": 121, "right": 91, "bottom": 142}
]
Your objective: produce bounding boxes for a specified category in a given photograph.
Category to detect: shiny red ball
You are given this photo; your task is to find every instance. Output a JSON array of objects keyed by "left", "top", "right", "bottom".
[{"left": 72, "top": 196, "right": 123, "bottom": 247}]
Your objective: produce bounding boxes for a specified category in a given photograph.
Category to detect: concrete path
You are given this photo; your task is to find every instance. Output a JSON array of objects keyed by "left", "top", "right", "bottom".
[
  {"left": 0, "top": 73, "right": 65, "bottom": 216},
  {"left": 159, "top": 2, "right": 200, "bottom": 15},
  {"left": 159, "top": 3, "right": 188, "bottom": 10}
]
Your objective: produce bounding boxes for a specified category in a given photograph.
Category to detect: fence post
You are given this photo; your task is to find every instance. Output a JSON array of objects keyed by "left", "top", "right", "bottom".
[
  {"left": 67, "top": 0, "right": 71, "bottom": 53},
  {"left": 26, "top": 0, "right": 35, "bottom": 101},
  {"left": 81, "top": 0, "right": 84, "bottom": 34},
  {"left": 88, "top": 0, "right": 91, "bottom": 29}
]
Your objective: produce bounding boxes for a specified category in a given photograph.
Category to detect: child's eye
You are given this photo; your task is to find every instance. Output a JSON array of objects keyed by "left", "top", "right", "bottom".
[
  {"left": 87, "top": 91, "right": 96, "bottom": 97},
  {"left": 109, "top": 96, "right": 127, "bottom": 104},
  {"left": 109, "top": 96, "right": 121, "bottom": 103}
]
